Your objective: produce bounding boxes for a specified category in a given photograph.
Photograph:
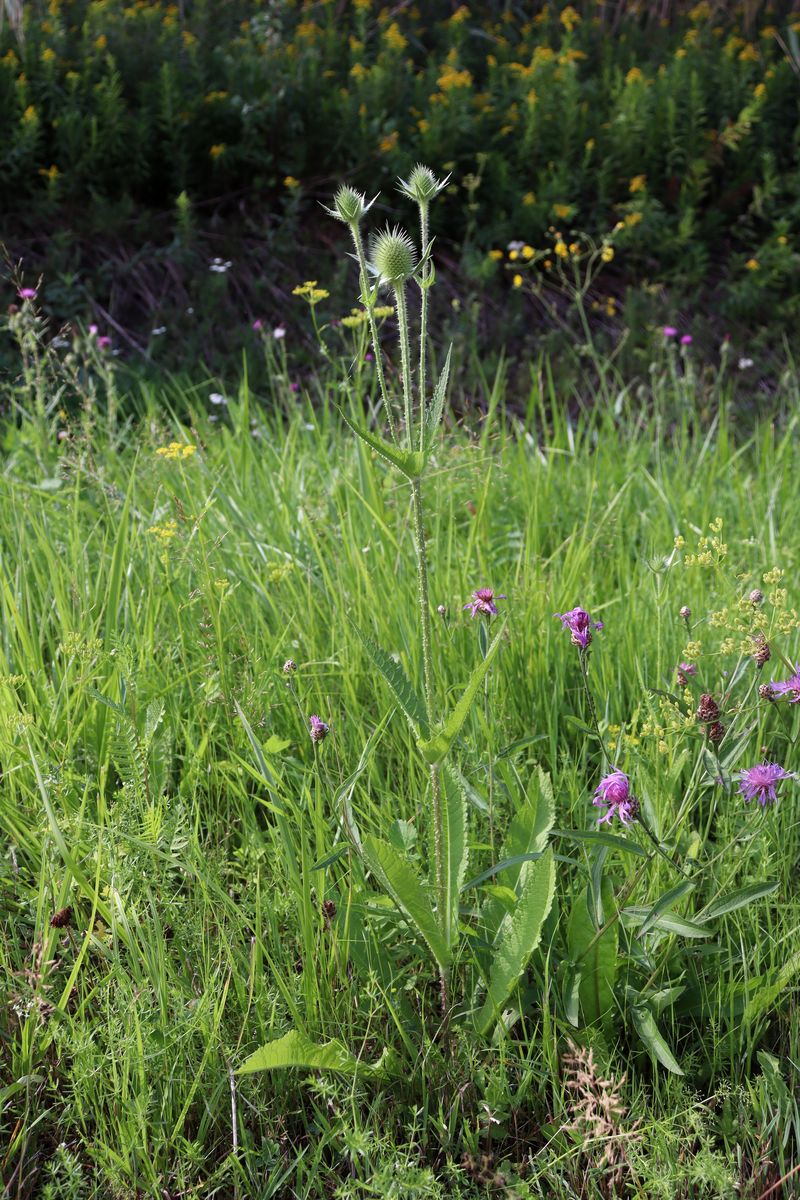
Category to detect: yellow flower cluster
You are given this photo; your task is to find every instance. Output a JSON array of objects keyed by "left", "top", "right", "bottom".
[
  {"left": 293, "top": 281, "right": 329, "bottom": 303},
  {"left": 156, "top": 442, "right": 196, "bottom": 460},
  {"left": 148, "top": 519, "right": 178, "bottom": 540},
  {"left": 681, "top": 518, "right": 727, "bottom": 567}
]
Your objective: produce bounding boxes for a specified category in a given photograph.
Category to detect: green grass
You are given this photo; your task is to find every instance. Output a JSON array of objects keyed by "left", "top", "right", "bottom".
[{"left": 2, "top": 357, "right": 800, "bottom": 1199}]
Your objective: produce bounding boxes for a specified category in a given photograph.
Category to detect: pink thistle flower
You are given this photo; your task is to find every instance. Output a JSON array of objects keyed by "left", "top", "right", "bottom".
[
  {"left": 554, "top": 606, "right": 603, "bottom": 649},
  {"left": 593, "top": 770, "right": 639, "bottom": 827},
  {"left": 739, "top": 762, "right": 796, "bottom": 806},
  {"left": 97, "top": 335, "right": 111, "bottom": 350},
  {"left": 464, "top": 587, "right": 506, "bottom": 618},
  {"left": 662, "top": 325, "right": 678, "bottom": 338},
  {"left": 88, "top": 324, "right": 99, "bottom": 336},
  {"left": 309, "top": 715, "right": 329, "bottom": 744},
  {"left": 18, "top": 287, "right": 37, "bottom": 301},
  {"left": 770, "top": 664, "right": 800, "bottom": 703},
  {"left": 252, "top": 319, "right": 264, "bottom": 331},
  {"left": 680, "top": 334, "right": 693, "bottom": 346}
]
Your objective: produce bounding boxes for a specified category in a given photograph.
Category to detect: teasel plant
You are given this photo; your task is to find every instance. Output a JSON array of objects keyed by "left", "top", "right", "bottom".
[{"left": 237, "top": 165, "right": 557, "bottom": 1079}]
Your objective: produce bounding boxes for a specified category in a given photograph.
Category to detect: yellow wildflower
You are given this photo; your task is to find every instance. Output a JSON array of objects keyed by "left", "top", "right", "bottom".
[
  {"left": 512, "top": 273, "right": 523, "bottom": 288},
  {"left": 625, "top": 67, "right": 644, "bottom": 85},
  {"left": 283, "top": 175, "right": 300, "bottom": 189},
  {"left": 42, "top": 47, "right": 56, "bottom": 63},
  {"left": 209, "top": 143, "right": 226, "bottom": 159},
  {"left": 488, "top": 249, "right": 503, "bottom": 261},
  {"left": 522, "top": 191, "right": 535, "bottom": 206},
  {"left": 745, "top": 258, "right": 759, "bottom": 271},
  {"left": 383, "top": 22, "right": 407, "bottom": 51},
  {"left": 522, "top": 245, "right": 535, "bottom": 259},
  {"left": 629, "top": 174, "right": 646, "bottom": 194},
  {"left": 553, "top": 203, "right": 572, "bottom": 219},
  {"left": 601, "top": 245, "right": 614, "bottom": 262},
  {"left": 555, "top": 240, "right": 568, "bottom": 258},
  {"left": 560, "top": 5, "right": 580, "bottom": 32},
  {"left": 155, "top": 442, "right": 197, "bottom": 461},
  {"left": 379, "top": 131, "right": 399, "bottom": 153}
]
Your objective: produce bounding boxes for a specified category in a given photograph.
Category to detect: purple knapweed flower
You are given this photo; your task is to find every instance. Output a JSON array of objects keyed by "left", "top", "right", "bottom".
[
  {"left": 252, "top": 318, "right": 264, "bottom": 331},
  {"left": 770, "top": 664, "right": 800, "bottom": 703},
  {"left": 464, "top": 587, "right": 506, "bottom": 618},
  {"left": 680, "top": 334, "right": 693, "bottom": 346},
  {"left": 676, "top": 661, "right": 697, "bottom": 686},
  {"left": 593, "top": 770, "right": 639, "bottom": 827},
  {"left": 97, "top": 335, "right": 111, "bottom": 350},
  {"left": 18, "top": 287, "right": 37, "bottom": 301},
  {"left": 739, "top": 762, "right": 796, "bottom": 806},
  {"left": 554, "top": 606, "right": 603, "bottom": 649},
  {"left": 662, "top": 325, "right": 678, "bottom": 338},
  {"left": 309, "top": 715, "right": 329, "bottom": 743}
]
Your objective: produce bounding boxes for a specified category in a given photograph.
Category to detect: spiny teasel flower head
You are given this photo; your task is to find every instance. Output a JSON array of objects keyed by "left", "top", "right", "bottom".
[
  {"left": 397, "top": 163, "right": 449, "bottom": 206},
  {"left": 369, "top": 225, "right": 418, "bottom": 285},
  {"left": 561, "top": 1039, "right": 639, "bottom": 1189},
  {"left": 324, "top": 184, "right": 377, "bottom": 227}
]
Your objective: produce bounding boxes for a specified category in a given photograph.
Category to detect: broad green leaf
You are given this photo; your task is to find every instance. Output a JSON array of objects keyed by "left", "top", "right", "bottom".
[
  {"left": 464, "top": 853, "right": 545, "bottom": 893},
  {"left": 622, "top": 907, "right": 712, "bottom": 939},
  {"left": 568, "top": 878, "right": 618, "bottom": 1028},
  {"left": 480, "top": 767, "right": 554, "bottom": 944},
  {"left": 338, "top": 408, "right": 425, "bottom": 479},
  {"left": 475, "top": 847, "right": 555, "bottom": 1035},
  {"left": 630, "top": 1005, "right": 684, "bottom": 1075},
  {"left": 552, "top": 828, "right": 647, "bottom": 858},
  {"left": 636, "top": 879, "right": 695, "bottom": 940},
  {"left": 362, "top": 835, "right": 450, "bottom": 970},
  {"left": 697, "top": 881, "right": 779, "bottom": 923},
  {"left": 237, "top": 1029, "right": 390, "bottom": 1077},
  {"left": 348, "top": 618, "right": 429, "bottom": 738},
  {"left": 424, "top": 344, "right": 452, "bottom": 450},
  {"left": 419, "top": 619, "right": 506, "bottom": 764},
  {"left": 440, "top": 764, "right": 468, "bottom": 951}
]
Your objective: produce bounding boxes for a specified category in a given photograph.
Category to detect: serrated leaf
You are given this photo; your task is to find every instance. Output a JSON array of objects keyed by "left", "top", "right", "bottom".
[
  {"left": 348, "top": 618, "right": 429, "bottom": 738},
  {"left": 440, "top": 763, "right": 468, "bottom": 950},
  {"left": 424, "top": 344, "right": 452, "bottom": 450},
  {"left": 630, "top": 1005, "right": 684, "bottom": 1075},
  {"left": 237, "top": 1029, "right": 391, "bottom": 1077},
  {"left": 362, "top": 835, "right": 450, "bottom": 969},
  {"left": 338, "top": 408, "right": 425, "bottom": 479},
  {"left": 568, "top": 878, "right": 618, "bottom": 1028},
  {"left": 697, "top": 881, "right": 779, "bottom": 922},
  {"left": 419, "top": 619, "right": 506, "bottom": 764},
  {"left": 475, "top": 847, "right": 555, "bottom": 1035}
]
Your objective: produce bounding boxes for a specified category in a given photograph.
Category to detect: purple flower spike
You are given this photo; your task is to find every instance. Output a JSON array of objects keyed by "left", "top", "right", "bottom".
[
  {"left": 554, "top": 606, "right": 603, "bottom": 649},
  {"left": 593, "top": 770, "right": 639, "bottom": 827},
  {"left": 770, "top": 664, "right": 800, "bottom": 702},
  {"left": 739, "top": 762, "right": 795, "bottom": 806},
  {"left": 662, "top": 325, "right": 678, "bottom": 338},
  {"left": 464, "top": 587, "right": 506, "bottom": 618},
  {"left": 309, "top": 715, "right": 329, "bottom": 744}
]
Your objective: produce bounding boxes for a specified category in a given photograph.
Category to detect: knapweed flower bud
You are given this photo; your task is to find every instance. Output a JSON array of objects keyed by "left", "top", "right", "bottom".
[
  {"left": 327, "top": 184, "right": 375, "bottom": 226},
  {"left": 749, "top": 588, "right": 764, "bottom": 606},
  {"left": 696, "top": 693, "right": 720, "bottom": 722},
  {"left": 370, "top": 226, "right": 418, "bottom": 285},
  {"left": 679, "top": 605, "right": 691, "bottom": 620},
  {"left": 752, "top": 633, "right": 771, "bottom": 668},
  {"left": 707, "top": 721, "right": 726, "bottom": 745},
  {"left": 398, "top": 163, "right": 449, "bottom": 205},
  {"left": 437, "top": 604, "right": 447, "bottom": 617},
  {"left": 50, "top": 906, "right": 72, "bottom": 929},
  {"left": 759, "top": 683, "right": 775, "bottom": 702},
  {"left": 309, "top": 715, "right": 329, "bottom": 744},
  {"left": 283, "top": 659, "right": 297, "bottom": 674}
]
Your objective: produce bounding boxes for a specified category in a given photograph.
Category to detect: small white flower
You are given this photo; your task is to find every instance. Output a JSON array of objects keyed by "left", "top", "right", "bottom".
[
  {"left": 151, "top": 326, "right": 167, "bottom": 336},
  {"left": 273, "top": 325, "right": 286, "bottom": 339},
  {"left": 738, "top": 357, "right": 754, "bottom": 370},
  {"left": 209, "top": 392, "right": 227, "bottom": 405},
  {"left": 209, "top": 258, "right": 232, "bottom": 274}
]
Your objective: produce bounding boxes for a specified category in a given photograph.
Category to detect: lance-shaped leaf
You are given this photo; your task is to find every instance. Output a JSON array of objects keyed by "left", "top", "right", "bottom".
[
  {"left": 695, "top": 880, "right": 779, "bottom": 923},
  {"left": 424, "top": 344, "right": 452, "bottom": 450},
  {"left": 567, "top": 878, "right": 618, "bottom": 1028},
  {"left": 630, "top": 1004, "right": 684, "bottom": 1075},
  {"left": 419, "top": 619, "right": 506, "bottom": 764},
  {"left": 348, "top": 618, "right": 429, "bottom": 738},
  {"left": 361, "top": 835, "right": 451, "bottom": 970},
  {"left": 338, "top": 407, "right": 425, "bottom": 479},
  {"left": 237, "top": 1029, "right": 392, "bottom": 1077},
  {"left": 480, "top": 767, "right": 554, "bottom": 946},
  {"left": 474, "top": 847, "right": 555, "bottom": 1035},
  {"left": 440, "top": 764, "right": 468, "bottom": 951}
]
